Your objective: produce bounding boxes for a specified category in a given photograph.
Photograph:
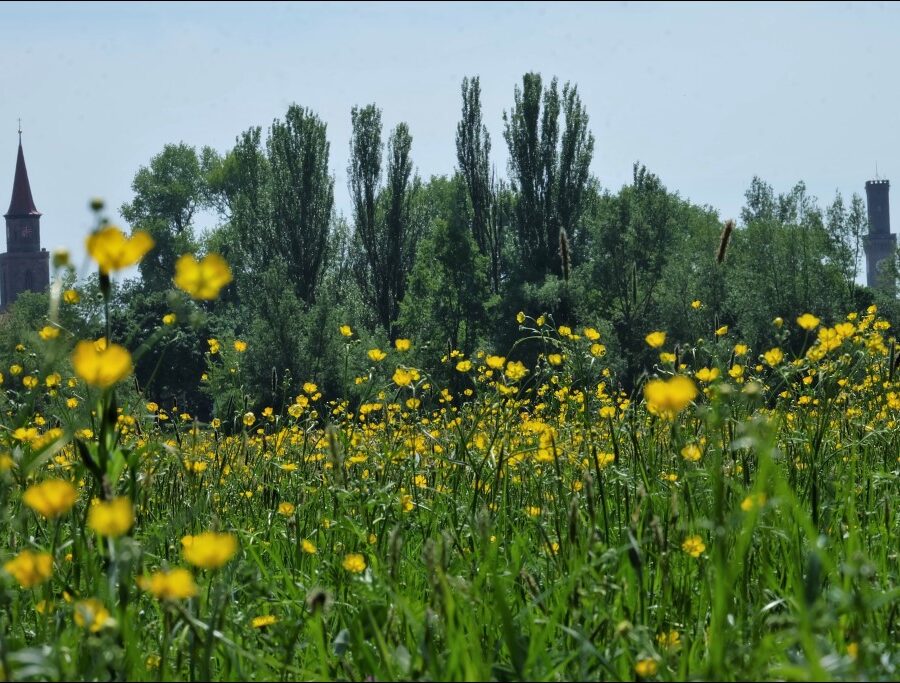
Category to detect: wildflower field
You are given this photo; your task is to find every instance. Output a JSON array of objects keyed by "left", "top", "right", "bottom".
[{"left": 1, "top": 227, "right": 899, "bottom": 682}]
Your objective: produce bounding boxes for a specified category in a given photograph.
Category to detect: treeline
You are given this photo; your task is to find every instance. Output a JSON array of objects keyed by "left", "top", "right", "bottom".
[{"left": 2, "top": 73, "right": 896, "bottom": 415}]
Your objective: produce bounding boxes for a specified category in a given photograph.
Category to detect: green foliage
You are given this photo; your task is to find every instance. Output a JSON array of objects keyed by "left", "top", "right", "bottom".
[
  {"left": 349, "top": 105, "right": 422, "bottom": 339},
  {"left": 399, "top": 175, "right": 492, "bottom": 376},
  {"left": 120, "top": 143, "right": 217, "bottom": 291},
  {"left": 94, "top": 73, "right": 899, "bottom": 414},
  {"left": 503, "top": 73, "right": 594, "bottom": 281}
]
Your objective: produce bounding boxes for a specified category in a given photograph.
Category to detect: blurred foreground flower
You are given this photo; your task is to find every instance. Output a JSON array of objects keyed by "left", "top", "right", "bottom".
[
  {"left": 23, "top": 480, "right": 77, "bottom": 519},
  {"left": 139, "top": 568, "right": 198, "bottom": 601},
  {"left": 72, "top": 339, "right": 133, "bottom": 388},
  {"left": 4, "top": 550, "right": 52, "bottom": 588},
  {"left": 87, "top": 497, "right": 134, "bottom": 537},
  {"left": 86, "top": 226, "right": 154, "bottom": 274},
  {"left": 644, "top": 376, "right": 697, "bottom": 420},
  {"left": 174, "top": 253, "right": 232, "bottom": 300},
  {"left": 182, "top": 532, "right": 238, "bottom": 569}
]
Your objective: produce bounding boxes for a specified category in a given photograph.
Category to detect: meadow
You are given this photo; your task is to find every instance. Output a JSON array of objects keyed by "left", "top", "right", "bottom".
[{"left": 1, "top": 226, "right": 898, "bottom": 681}]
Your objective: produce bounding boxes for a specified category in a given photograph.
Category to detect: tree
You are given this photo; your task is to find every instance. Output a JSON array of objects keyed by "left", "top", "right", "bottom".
[
  {"left": 212, "top": 106, "right": 334, "bottom": 305},
  {"left": 825, "top": 191, "right": 867, "bottom": 299},
  {"left": 400, "top": 175, "right": 490, "bottom": 371},
  {"left": 267, "top": 106, "right": 335, "bottom": 304},
  {"left": 348, "top": 105, "right": 421, "bottom": 339},
  {"left": 456, "top": 77, "right": 504, "bottom": 293},
  {"left": 121, "top": 143, "right": 217, "bottom": 291},
  {"left": 724, "top": 179, "right": 851, "bottom": 351},
  {"left": 502, "top": 73, "right": 594, "bottom": 280},
  {"left": 576, "top": 164, "right": 698, "bottom": 382}
]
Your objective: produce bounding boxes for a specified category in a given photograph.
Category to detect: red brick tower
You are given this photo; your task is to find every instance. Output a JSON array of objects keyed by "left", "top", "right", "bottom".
[{"left": 1, "top": 130, "right": 50, "bottom": 310}]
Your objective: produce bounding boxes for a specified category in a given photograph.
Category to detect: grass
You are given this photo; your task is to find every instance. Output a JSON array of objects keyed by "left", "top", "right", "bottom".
[{"left": 0, "top": 310, "right": 898, "bottom": 681}]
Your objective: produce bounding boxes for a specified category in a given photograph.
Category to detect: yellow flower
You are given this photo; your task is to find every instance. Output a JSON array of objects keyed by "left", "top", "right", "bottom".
[
  {"left": 45, "top": 373, "right": 61, "bottom": 388},
  {"left": 773, "top": 316, "right": 784, "bottom": 328},
  {"left": 486, "top": 355, "right": 505, "bottom": 370},
  {"left": 516, "top": 311, "right": 526, "bottom": 324},
  {"left": 243, "top": 412, "right": 255, "bottom": 427},
  {"left": 86, "top": 226, "right": 155, "bottom": 274},
  {"left": 729, "top": 364, "right": 744, "bottom": 380},
  {"left": 657, "top": 629, "right": 681, "bottom": 650},
  {"left": 3, "top": 550, "right": 52, "bottom": 588},
  {"left": 140, "top": 568, "right": 198, "bottom": 600},
  {"left": 392, "top": 367, "right": 417, "bottom": 387},
  {"left": 342, "top": 553, "right": 366, "bottom": 573},
  {"left": 63, "top": 289, "right": 80, "bottom": 304},
  {"left": 734, "top": 343, "right": 748, "bottom": 356},
  {"left": 584, "top": 327, "right": 600, "bottom": 341},
  {"left": 590, "top": 343, "right": 607, "bottom": 358},
  {"left": 659, "top": 352, "right": 676, "bottom": 364},
  {"left": 74, "top": 599, "right": 110, "bottom": 632},
  {"left": 301, "top": 539, "right": 317, "bottom": 554},
  {"left": 38, "top": 325, "right": 59, "bottom": 340},
  {"left": 797, "top": 313, "right": 820, "bottom": 331},
  {"left": 395, "top": 338, "right": 411, "bottom": 352},
  {"left": 278, "top": 502, "right": 295, "bottom": 516},
  {"left": 455, "top": 360, "right": 472, "bottom": 372},
  {"left": 10, "top": 364, "right": 21, "bottom": 375},
  {"left": 87, "top": 497, "right": 134, "bottom": 537},
  {"left": 234, "top": 340, "right": 247, "bottom": 353},
  {"left": 694, "top": 367, "right": 719, "bottom": 383},
  {"left": 207, "top": 338, "right": 220, "bottom": 354},
  {"left": 173, "top": 253, "right": 232, "bottom": 300},
  {"left": 715, "top": 325, "right": 728, "bottom": 337},
  {"left": 23, "top": 376, "right": 38, "bottom": 390},
  {"left": 252, "top": 615, "right": 278, "bottom": 628},
  {"left": 635, "top": 659, "right": 658, "bottom": 677},
  {"left": 740, "top": 492, "right": 766, "bottom": 512},
  {"left": 505, "top": 361, "right": 528, "bottom": 382},
  {"left": 71, "top": 339, "right": 132, "bottom": 388},
  {"left": 680, "top": 444, "right": 701, "bottom": 462},
  {"left": 23, "top": 480, "right": 77, "bottom": 519},
  {"left": 681, "top": 535, "right": 706, "bottom": 558},
  {"left": 182, "top": 532, "right": 238, "bottom": 570},
  {"left": 368, "top": 348, "right": 387, "bottom": 362},
  {"left": 691, "top": 300, "right": 702, "bottom": 309},
  {"left": 547, "top": 354, "right": 563, "bottom": 366},
  {"left": 644, "top": 376, "right": 698, "bottom": 420},
  {"left": 339, "top": 325, "right": 353, "bottom": 337},
  {"left": 764, "top": 348, "right": 783, "bottom": 367},
  {"left": 645, "top": 331, "right": 666, "bottom": 348},
  {"left": 162, "top": 313, "right": 176, "bottom": 325}
]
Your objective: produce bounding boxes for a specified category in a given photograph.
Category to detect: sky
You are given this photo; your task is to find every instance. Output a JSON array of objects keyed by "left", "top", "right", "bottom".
[{"left": 1, "top": 1, "right": 899, "bottom": 267}]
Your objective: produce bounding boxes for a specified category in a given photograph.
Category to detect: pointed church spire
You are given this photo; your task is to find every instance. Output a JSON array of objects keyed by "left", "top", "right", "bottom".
[{"left": 5, "top": 131, "right": 40, "bottom": 218}]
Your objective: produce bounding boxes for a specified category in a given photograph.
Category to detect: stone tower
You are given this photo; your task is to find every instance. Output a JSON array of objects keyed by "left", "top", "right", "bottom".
[
  {"left": 863, "top": 179, "right": 897, "bottom": 292},
  {"left": 1, "top": 133, "right": 49, "bottom": 310}
]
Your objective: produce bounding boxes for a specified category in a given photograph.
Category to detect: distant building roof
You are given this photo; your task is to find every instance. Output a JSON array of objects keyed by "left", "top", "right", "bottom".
[{"left": 5, "top": 139, "right": 40, "bottom": 218}]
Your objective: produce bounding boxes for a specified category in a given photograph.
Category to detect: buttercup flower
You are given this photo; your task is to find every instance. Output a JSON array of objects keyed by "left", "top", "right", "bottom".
[
  {"left": 72, "top": 339, "right": 132, "bottom": 388},
  {"left": 86, "top": 226, "right": 154, "bottom": 274},
  {"left": 174, "top": 253, "right": 233, "bottom": 300}
]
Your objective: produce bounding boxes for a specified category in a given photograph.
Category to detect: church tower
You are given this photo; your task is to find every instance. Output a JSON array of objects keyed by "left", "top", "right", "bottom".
[
  {"left": 1, "top": 131, "right": 49, "bottom": 310},
  {"left": 863, "top": 179, "right": 897, "bottom": 293}
]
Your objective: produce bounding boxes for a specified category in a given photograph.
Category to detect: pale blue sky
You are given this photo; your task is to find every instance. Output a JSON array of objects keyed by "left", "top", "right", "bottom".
[{"left": 1, "top": 1, "right": 898, "bottom": 266}]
